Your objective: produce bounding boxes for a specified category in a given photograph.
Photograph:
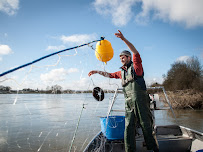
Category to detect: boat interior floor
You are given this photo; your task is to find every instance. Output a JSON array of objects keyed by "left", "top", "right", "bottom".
[{"left": 85, "top": 125, "right": 193, "bottom": 152}]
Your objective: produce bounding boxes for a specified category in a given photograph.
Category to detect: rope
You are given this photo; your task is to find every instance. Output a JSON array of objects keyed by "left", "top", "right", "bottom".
[
  {"left": 68, "top": 77, "right": 92, "bottom": 152},
  {"left": 0, "top": 38, "right": 103, "bottom": 77},
  {"left": 68, "top": 104, "right": 85, "bottom": 152},
  {"left": 161, "top": 87, "right": 178, "bottom": 124}
]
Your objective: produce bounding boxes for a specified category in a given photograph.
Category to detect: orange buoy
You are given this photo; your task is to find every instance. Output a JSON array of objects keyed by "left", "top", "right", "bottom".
[{"left": 95, "top": 38, "right": 114, "bottom": 64}]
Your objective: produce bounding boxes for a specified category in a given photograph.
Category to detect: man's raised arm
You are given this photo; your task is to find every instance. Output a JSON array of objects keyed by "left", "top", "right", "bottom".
[{"left": 115, "top": 30, "right": 139, "bottom": 55}]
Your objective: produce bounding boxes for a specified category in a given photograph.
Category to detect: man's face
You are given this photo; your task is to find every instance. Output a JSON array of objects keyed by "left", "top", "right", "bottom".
[{"left": 120, "top": 55, "right": 131, "bottom": 66}]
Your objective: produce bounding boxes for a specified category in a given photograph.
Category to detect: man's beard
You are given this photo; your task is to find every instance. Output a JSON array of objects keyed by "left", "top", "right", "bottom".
[{"left": 123, "top": 60, "right": 130, "bottom": 66}]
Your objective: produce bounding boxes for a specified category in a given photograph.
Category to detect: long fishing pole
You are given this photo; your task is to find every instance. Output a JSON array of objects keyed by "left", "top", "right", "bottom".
[{"left": 0, "top": 38, "right": 104, "bottom": 77}]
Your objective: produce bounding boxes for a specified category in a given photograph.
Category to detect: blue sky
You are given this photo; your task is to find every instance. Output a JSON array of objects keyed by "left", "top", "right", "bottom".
[{"left": 0, "top": 0, "right": 203, "bottom": 90}]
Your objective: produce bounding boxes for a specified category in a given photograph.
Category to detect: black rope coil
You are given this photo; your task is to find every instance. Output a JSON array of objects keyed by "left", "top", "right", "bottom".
[{"left": 92, "top": 87, "right": 104, "bottom": 101}]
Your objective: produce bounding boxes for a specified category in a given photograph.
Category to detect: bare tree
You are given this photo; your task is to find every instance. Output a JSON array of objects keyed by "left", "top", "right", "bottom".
[{"left": 51, "top": 85, "right": 63, "bottom": 94}]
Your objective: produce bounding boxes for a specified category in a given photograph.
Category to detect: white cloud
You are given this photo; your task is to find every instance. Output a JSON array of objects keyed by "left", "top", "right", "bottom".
[
  {"left": 61, "top": 77, "right": 89, "bottom": 90},
  {"left": 0, "top": 0, "right": 19, "bottom": 15},
  {"left": 67, "top": 68, "right": 78, "bottom": 73},
  {"left": 0, "top": 45, "right": 13, "bottom": 55},
  {"left": 61, "top": 33, "right": 97, "bottom": 44},
  {"left": 65, "top": 78, "right": 121, "bottom": 90},
  {"left": 0, "top": 45, "right": 13, "bottom": 61},
  {"left": 176, "top": 56, "right": 190, "bottom": 62},
  {"left": 72, "top": 78, "right": 89, "bottom": 89},
  {"left": 136, "top": 0, "right": 203, "bottom": 28},
  {"left": 40, "top": 68, "right": 79, "bottom": 82},
  {"left": 46, "top": 45, "right": 66, "bottom": 51},
  {"left": 93, "top": 0, "right": 203, "bottom": 28},
  {"left": 93, "top": 0, "right": 137, "bottom": 26}
]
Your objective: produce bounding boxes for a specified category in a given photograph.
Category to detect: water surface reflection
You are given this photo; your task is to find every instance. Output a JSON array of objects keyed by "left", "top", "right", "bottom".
[{"left": 0, "top": 94, "right": 202, "bottom": 152}]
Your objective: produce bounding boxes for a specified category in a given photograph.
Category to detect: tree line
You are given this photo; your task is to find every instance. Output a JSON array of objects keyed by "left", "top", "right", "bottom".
[
  {"left": 0, "top": 85, "right": 64, "bottom": 94},
  {"left": 151, "top": 56, "right": 202, "bottom": 91},
  {"left": 0, "top": 84, "right": 116, "bottom": 94}
]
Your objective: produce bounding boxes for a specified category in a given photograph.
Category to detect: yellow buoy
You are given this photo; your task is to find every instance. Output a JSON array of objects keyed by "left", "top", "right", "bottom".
[{"left": 95, "top": 39, "right": 114, "bottom": 64}]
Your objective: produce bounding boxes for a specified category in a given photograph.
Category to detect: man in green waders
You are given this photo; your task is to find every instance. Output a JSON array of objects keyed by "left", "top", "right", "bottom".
[{"left": 88, "top": 30, "right": 159, "bottom": 152}]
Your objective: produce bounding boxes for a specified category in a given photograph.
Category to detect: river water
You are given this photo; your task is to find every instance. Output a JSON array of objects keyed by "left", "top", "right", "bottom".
[{"left": 0, "top": 93, "right": 202, "bottom": 152}]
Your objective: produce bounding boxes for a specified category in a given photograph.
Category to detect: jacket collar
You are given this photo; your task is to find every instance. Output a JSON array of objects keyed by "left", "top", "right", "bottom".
[{"left": 120, "top": 61, "right": 133, "bottom": 71}]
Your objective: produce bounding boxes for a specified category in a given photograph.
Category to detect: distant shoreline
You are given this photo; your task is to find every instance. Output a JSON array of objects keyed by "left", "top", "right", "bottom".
[
  {"left": 1, "top": 89, "right": 202, "bottom": 110},
  {"left": 0, "top": 89, "right": 120, "bottom": 94}
]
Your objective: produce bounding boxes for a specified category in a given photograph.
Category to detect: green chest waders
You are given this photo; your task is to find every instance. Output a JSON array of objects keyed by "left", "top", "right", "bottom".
[{"left": 121, "top": 64, "right": 159, "bottom": 152}]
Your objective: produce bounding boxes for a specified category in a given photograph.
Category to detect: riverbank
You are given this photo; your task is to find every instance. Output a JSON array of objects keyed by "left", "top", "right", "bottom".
[
  {"left": 1, "top": 88, "right": 202, "bottom": 109},
  {"left": 0, "top": 89, "right": 117, "bottom": 94},
  {"left": 159, "top": 89, "right": 203, "bottom": 109}
]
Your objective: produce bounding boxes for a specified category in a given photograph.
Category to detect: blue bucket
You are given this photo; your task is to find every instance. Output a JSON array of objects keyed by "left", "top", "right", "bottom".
[{"left": 100, "top": 116, "right": 125, "bottom": 140}]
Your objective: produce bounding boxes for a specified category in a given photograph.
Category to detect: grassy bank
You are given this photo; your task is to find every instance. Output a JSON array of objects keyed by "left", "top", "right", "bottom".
[{"left": 159, "top": 89, "right": 203, "bottom": 109}]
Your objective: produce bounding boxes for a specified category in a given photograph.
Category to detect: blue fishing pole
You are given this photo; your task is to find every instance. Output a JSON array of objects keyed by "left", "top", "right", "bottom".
[{"left": 0, "top": 38, "right": 103, "bottom": 77}]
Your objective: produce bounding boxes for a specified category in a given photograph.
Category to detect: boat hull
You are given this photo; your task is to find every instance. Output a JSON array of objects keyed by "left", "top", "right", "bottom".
[{"left": 84, "top": 125, "right": 203, "bottom": 152}]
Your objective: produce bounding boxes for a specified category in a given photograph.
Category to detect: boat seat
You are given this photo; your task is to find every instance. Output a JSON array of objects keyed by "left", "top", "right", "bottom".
[
  {"left": 155, "top": 125, "right": 182, "bottom": 136},
  {"left": 155, "top": 125, "right": 192, "bottom": 152}
]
